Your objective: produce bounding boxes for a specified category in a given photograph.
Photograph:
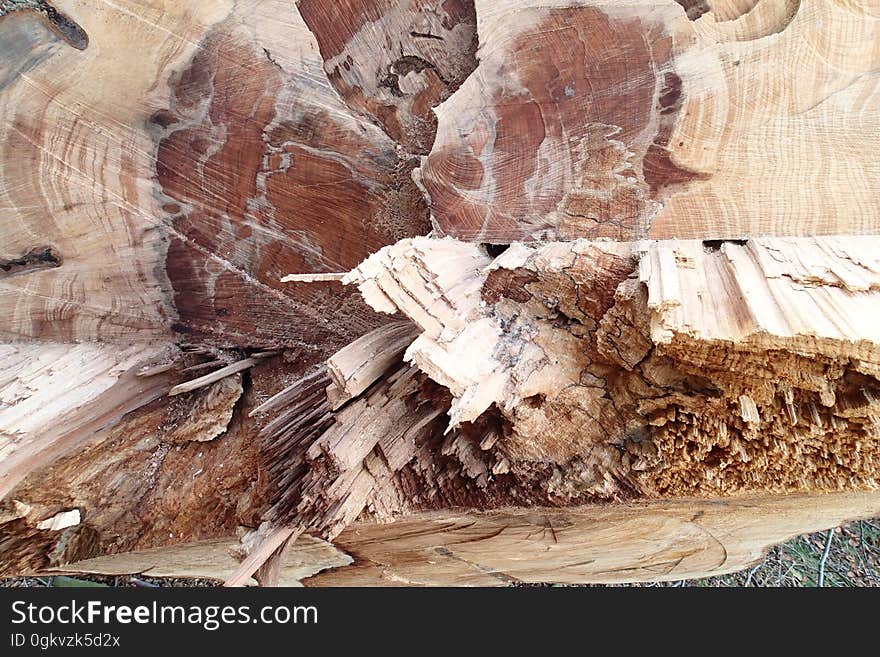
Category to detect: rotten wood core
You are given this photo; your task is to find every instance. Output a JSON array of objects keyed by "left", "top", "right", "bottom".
[
  {"left": 2, "top": 0, "right": 880, "bottom": 584},
  {"left": 227, "top": 235, "right": 880, "bottom": 574}
]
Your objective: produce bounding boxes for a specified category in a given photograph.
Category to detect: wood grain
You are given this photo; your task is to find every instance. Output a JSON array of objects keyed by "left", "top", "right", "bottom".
[
  {"left": 418, "top": 0, "right": 880, "bottom": 241},
  {"left": 41, "top": 490, "right": 880, "bottom": 585},
  {"left": 3, "top": 0, "right": 880, "bottom": 584},
  {"left": 0, "top": 0, "right": 432, "bottom": 346},
  {"left": 304, "top": 491, "right": 880, "bottom": 585}
]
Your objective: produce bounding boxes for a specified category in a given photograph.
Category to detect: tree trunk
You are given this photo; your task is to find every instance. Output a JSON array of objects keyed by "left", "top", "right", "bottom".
[{"left": 2, "top": 0, "right": 880, "bottom": 585}]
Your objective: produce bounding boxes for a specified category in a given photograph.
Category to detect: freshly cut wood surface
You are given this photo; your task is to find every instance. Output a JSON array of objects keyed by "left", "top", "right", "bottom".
[
  {"left": 419, "top": 0, "right": 880, "bottom": 241},
  {"left": 2, "top": 0, "right": 880, "bottom": 585}
]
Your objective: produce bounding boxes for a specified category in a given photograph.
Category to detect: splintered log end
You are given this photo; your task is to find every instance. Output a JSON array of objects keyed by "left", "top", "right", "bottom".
[
  {"left": 220, "top": 233, "right": 880, "bottom": 581},
  {"left": 3, "top": 0, "right": 880, "bottom": 585},
  {"left": 318, "top": 235, "right": 880, "bottom": 505}
]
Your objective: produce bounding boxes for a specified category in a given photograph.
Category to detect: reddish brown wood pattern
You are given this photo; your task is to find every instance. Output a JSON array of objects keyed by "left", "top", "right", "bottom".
[
  {"left": 419, "top": 3, "right": 702, "bottom": 241},
  {"left": 155, "top": 14, "right": 431, "bottom": 347},
  {"left": 299, "top": 0, "right": 477, "bottom": 154}
]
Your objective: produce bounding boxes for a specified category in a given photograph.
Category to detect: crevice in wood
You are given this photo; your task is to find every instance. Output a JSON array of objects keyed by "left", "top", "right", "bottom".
[
  {"left": 0, "top": 245, "right": 61, "bottom": 279},
  {"left": 674, "top": 0, "right": 710, "bottom": 20},
  {"left": 297, "top": 0, "right": 479, "bottom": 155},
  {"left": 0, "top": 1, "right": 88, "bottom": 49}
]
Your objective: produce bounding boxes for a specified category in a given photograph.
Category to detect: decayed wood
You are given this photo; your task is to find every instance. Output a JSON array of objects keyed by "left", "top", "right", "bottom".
[
  {"left": 218, "top": 232, "right": 880, "bottom": 581},
  {"left": 2, "top": 0, "right": 880, "bottom": 585},
  {"left": 338, "top": 235, "right": 880, "bottom": 502},
  {"left": 0, "top": 348, "right": 322, "bottom": 576}
]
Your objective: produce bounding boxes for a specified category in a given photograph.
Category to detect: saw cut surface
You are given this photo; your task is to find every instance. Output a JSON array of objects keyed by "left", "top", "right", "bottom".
[
  {"left": 3, "top": 0, "right": 880, "bottom": 585},
  {"left": 0, "top": 0, "right": 434, "bottom": 347},
  {"left": 418, "top": 0, "right": 880, "bottom": 242}
]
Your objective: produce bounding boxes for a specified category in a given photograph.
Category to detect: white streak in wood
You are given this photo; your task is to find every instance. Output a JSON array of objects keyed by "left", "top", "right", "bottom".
[
  {"left": 280, "top": 273, "right": 346, "bottom": 283},
  {"left": 36, "top": 509, "right": 80, "bottom": 531},
  {"left": 168, "top": 358, "right": 258, "bottom": 396}
]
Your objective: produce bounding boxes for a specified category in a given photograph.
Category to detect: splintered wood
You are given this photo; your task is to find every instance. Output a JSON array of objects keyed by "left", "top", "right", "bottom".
[
  {"left": 3, "top": 0, "right": 880, "bottom": 585},
  {"left": 254, "top": 343, "right": 499, "bottom": 537},
  {"left": 233, "top": 234, "right": 880, "bottom": 583},
  {"left": 326, "top": 321, "right": 419, "bottom": 409},
  {"left": 0, "top": 344, "right": 176, "bottom": 499},
  {"left": 332, "top": 235, "right": 880, "bottom": 504}
]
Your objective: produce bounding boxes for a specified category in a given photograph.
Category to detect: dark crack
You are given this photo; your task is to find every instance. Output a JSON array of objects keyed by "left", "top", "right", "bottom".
[
  {"left": 410, "top": 31, "right": 444, "bottom": 41},
  {"left": 0, "top": 245, "right": 62, "bottom": 279},
  {"left": 0, "top": 1, "right": 88, "bottom": 50}
]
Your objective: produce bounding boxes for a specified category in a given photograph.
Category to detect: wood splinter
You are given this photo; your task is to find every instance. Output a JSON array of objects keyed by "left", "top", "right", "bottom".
[
  {"left": 2, "top": 0, "right": 880, "bottom": 586},
  {"left": 280, "top": 273, "right": 346, "bottom": 283},
  {"left": 168, "top": 353, "right": 279, "bottom": 397}
]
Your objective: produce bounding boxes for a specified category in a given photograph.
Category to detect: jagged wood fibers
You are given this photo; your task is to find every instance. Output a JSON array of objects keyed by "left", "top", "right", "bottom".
[{"left": 2, "top": 0, "right": 880, "bottom": 585}]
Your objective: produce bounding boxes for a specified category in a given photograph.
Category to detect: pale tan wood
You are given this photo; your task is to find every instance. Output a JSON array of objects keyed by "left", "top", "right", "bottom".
[
  {"left": 304, "top": 491, "right": 880, "bottom": 585},
  {"left": 3, "top": 0, "right": 880, "bottom": 585},
  {"left": 34, "top": 509, "right": 80, "bottom": 532},
  {"left": 325, "top": 322, "right": 419, "bottom": 410},
  {"left": 168, "top": 358, "right": 258, "bottom": 397},
  {"left": 0, "top": 342, "right": 176, "bottom": 499},
  {"left": 642, "top": 236, "right": 880, "bottom": 351},
  {"left": 280, "top": 273, "right": 346, "bottom": 283},
  {"left": 330, "top": 235, "right": 880, "bottom": 504},
  {"left": 223, "top": 526, "right": 297, "bottom": 587},
  {"left": 45, "top": 534, "right": 351, "bottom": 587},
  {"left": 45, "top": 491, "right": 880, "bottom": 585}
]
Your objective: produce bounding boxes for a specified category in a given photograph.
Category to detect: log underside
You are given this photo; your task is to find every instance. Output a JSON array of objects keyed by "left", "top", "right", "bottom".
[
  {"left": 42, "top": 492, "right": 880, "bottom": 586},
  {"left": 2, "top": 0, "right": 880, "bottom": 585}
]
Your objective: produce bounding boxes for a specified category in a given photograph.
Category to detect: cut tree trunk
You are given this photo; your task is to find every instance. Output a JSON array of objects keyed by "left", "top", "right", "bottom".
[{"left": 2, "top": 0, "right": 880, "bottom": 586}]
